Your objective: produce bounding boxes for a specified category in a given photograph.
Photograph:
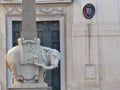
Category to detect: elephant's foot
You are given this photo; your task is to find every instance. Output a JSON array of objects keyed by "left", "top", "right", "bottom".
[{"left": 10, "top": 81, "right": 22, "bottom": 88}]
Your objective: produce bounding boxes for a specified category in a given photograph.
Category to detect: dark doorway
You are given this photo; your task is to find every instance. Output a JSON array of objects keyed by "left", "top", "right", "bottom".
[{"left": 12, "top": 21, "right": 60, "bottom": 90}]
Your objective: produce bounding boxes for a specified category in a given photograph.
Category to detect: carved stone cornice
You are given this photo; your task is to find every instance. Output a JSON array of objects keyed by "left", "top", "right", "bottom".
[
  {"left": 5, "top": 5, "right": 66, "bottom": 15},
  {"left": 0, "top": 0, "right": 72, "bottom": 4}
]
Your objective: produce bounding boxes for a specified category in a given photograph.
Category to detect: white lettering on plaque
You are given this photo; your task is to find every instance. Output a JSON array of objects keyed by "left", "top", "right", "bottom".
[{"left": 85, "top": 64, "right": 96, "bottom": 79}]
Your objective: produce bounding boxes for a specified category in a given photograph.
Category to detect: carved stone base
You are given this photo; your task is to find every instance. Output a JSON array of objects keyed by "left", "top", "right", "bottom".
[
  {"left": 9, "top": 83, "right": 48, "bottom": 88},
  {"left": 8, "top": 87, "right": 52, "bottom": 90}
]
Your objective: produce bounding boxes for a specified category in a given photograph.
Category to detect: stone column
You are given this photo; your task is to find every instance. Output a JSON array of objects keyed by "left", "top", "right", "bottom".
[{"left": 21, "top": 0, "right": 37, "bottom": 39}]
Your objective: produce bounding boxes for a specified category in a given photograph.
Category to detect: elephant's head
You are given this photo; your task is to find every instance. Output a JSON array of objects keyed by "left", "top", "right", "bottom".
[{"left": 34, "top": 49, "right": 60, "bottom": 70}]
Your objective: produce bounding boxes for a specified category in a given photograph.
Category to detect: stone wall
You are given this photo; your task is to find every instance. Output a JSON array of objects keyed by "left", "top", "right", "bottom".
[
  {"left": 71, "top": 0, "right": 120, "bottom": 90},
  {"left": 0, "top": 5, "right": 6, "bottom": 90}
]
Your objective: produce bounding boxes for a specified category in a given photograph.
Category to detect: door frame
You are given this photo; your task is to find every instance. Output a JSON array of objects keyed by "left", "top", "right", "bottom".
[{"left": 6, "top": 15, "right": 66, "bottom": 90}]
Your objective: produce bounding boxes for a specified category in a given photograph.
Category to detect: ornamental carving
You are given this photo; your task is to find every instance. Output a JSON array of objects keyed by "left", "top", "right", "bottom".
[
  {"left": 5, "top": 6, "right": 66, "bottom": 15},
  {"left": 5, "top": 7, "right": 22, "bottom": 15},
  {"left": 37, "top": 7, "right": 66, "bottom": 15}
]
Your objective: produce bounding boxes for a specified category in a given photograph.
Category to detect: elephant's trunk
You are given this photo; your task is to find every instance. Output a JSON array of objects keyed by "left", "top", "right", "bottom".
[
  {"left": 34, "top": 57, "right": 57, "bottom": 70},
  {"left": 34, "top": 62, "right": 57, "bottom": 70}
]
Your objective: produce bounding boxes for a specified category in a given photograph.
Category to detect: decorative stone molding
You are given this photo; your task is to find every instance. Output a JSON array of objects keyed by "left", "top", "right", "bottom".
[
  {"left": 5, "top": 6, "right": 21, "bottom": 15},
  {"left": 5, "top": 6, "right": 66, "bottom": 15},
  {"left": 0, "top": 0, "right": 72, "bottom": 4},
  {"left": 37, "top": 7, "right": 66, "bottom": 15}
]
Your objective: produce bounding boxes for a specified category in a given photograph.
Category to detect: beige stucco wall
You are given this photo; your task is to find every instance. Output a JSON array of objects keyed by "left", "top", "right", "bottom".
[{"left": 70, "top": 0, "right": 120, "bottom": 90}]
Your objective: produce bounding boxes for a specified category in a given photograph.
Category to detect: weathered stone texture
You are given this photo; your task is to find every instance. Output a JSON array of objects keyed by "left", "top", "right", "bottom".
[
  {"left": 9, "top": 87, "right": 52, "bottom": 90},
  {"left": 21, "top": 0, "right": 37, "bottom": 39},
  {"left": 0, "top": 5, "right": 6, "bottom": 90}
]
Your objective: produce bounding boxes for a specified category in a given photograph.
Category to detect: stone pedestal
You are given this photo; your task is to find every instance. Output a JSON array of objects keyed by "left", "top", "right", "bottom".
[{"left": 9, "top": 87, "right": 52, "bottom": 90}]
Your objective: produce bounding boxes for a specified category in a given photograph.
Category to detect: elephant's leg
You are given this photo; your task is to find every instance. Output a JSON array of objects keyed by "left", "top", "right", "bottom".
[{"left": 38, "top": 68, "right": 48, "bottom": 86}]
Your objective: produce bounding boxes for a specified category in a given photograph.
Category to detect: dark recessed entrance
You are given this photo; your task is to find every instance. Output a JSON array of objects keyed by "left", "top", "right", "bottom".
[{"left": 12, "top": 21, "right": 60, "bottom": 90}]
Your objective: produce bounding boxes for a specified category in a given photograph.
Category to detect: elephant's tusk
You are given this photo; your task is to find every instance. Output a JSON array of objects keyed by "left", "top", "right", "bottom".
[
  {"left": 34, "top": 63, "right": 57, "bottom": 70},
  {"left": 34, "top": 59, "right": 57, "bottom": 70}
]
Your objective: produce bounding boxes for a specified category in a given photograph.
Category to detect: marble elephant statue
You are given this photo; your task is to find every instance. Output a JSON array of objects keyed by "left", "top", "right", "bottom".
[
  {"left": 6, "top": 38, "right": 60, "bottom": 87},
  {"left": 34, "top": 47, "right": 60, "bottom": 69}
]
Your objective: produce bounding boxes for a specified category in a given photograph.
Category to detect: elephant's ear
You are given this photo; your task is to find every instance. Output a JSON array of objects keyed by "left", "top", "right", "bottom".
[
  {"left": 52, "top": 49, "right": 61, "bottom": 60},
  {"left": 50, "top": 49, "right": 60, "bottom": 66}
]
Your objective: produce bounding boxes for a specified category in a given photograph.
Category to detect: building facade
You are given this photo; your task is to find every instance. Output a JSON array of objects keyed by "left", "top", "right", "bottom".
[{"left": 0, "top": 0, "right": 120, "bottom": 90}]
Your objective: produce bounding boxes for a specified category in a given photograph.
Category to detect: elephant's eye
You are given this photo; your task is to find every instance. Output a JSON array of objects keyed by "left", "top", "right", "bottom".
[{"left": 51, "top": 55, "right": 56, "bottom": 60}]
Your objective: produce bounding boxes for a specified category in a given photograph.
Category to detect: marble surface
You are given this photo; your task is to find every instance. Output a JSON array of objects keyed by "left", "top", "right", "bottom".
[
  {"left": 9, "top": 87, "right": 52, "bottom": 90},
  {"left": 6, "top": 38, "right": 60, "bottom": 87}
]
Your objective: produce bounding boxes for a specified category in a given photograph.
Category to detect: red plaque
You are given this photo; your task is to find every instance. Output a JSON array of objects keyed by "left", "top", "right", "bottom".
[{"left": 83, "top": 3, "right": 95, "bottom": 19}]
